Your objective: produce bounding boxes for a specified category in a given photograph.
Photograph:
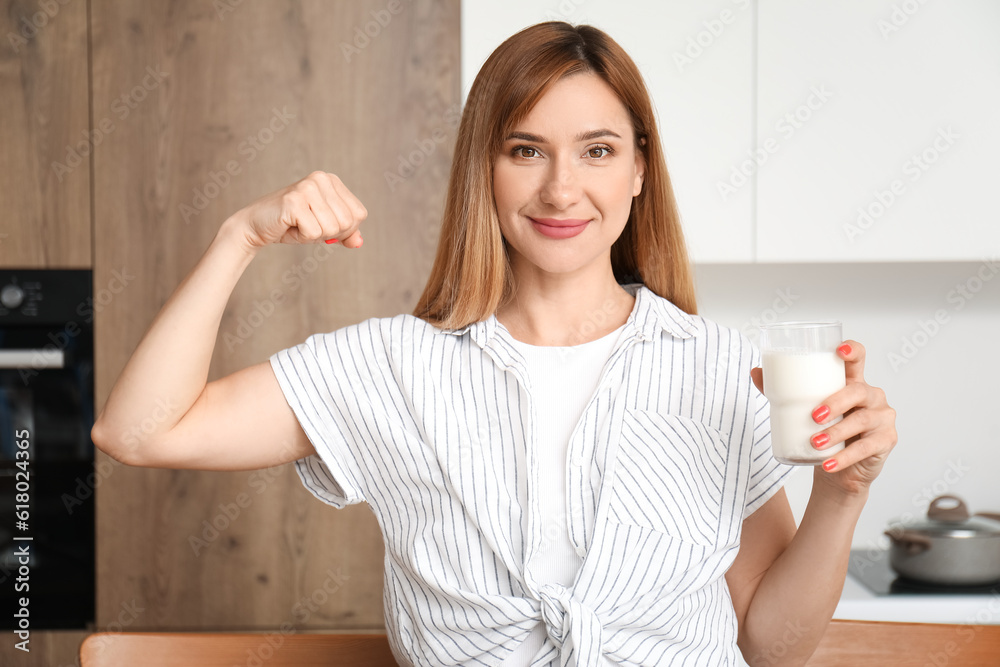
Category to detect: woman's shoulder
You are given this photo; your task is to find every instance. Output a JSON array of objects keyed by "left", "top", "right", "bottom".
[
  {"left": 313, "top": 313, "right": 439, "bottom": 343},
  {"left": 640, "top": 286, "right": 758, "bottom": 354}
]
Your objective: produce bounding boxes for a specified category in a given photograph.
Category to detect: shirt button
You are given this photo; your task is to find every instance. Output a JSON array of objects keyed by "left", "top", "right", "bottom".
[
  {"left": 571, "top": 454, "right": 584, "bottom": 467},
  {"left": 575, "top": 546, "right": 586, "bottom": 558}
]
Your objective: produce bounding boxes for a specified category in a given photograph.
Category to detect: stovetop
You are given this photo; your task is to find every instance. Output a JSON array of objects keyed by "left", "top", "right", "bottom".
[{"left": 848, "top": 549, "right": 1000, "bottom": 596}]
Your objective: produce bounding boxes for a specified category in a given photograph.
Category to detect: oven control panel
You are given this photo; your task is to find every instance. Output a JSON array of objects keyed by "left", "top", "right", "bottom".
[{"left": 0, "top": 270, "right": 90, "bottom": 324}]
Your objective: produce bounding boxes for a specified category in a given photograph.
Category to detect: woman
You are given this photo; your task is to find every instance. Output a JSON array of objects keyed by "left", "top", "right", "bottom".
[{"left": 93, "top": 22, "right": 897, "bottom": 666}]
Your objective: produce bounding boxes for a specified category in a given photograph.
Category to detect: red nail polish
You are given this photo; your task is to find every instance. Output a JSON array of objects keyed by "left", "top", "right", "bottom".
[
  {"left": 838, "top": 344, "right": 852, "bottom": 357},
  {"left": 822, "top": 459, "right": 838, "bottom": 472},
  {"left": 811, "top": 433, "right": 829, "bottom": 448},
  {"left": 325, "top": 238, "right": 338, "bottom": 244},
  {"left": 812, "top": 405, "right": 830, "bottom": 423}
]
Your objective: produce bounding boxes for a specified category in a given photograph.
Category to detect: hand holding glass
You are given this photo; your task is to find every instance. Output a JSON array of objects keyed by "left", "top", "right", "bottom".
[{"left": 759, "top": 322, "right": 847, "bottom": 465}]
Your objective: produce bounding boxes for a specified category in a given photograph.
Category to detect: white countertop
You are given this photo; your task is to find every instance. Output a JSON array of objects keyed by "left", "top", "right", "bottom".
[{"left": 836, "top": 572, "right": 1000, "bottom": 625}]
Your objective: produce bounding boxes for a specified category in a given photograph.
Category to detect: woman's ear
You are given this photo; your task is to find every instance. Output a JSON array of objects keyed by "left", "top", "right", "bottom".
[{"left": 634, "top": 142, "right": 646, "bottom": 197}]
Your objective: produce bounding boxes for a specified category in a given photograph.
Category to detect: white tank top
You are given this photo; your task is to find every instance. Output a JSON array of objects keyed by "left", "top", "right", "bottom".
[{"left": 505, "top": 321, "right": 627, "bottom": 665}]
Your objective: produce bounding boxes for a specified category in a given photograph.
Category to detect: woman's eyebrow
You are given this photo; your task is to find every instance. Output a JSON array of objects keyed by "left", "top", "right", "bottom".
[{"left": 504, "top": 129, "right": 623, "bottom": 143}]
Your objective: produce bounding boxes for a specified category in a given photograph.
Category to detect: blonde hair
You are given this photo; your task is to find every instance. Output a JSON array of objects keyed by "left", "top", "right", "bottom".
[{"left": 413, "top": 22, "right": 696, "bottom": 329}]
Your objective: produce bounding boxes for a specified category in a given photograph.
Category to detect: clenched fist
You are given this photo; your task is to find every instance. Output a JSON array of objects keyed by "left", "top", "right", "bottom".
[{"left": 228, "top": 171, "right": 367, "bottom": 252}]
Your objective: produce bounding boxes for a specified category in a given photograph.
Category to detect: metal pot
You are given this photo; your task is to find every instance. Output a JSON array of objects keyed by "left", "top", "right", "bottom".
[{"left": 884, "top": 495, "right": 1000, "bottom": 585}]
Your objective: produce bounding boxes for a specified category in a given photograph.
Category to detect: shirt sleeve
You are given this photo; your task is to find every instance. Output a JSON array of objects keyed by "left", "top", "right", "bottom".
[
  {"left": 742, "top": 344, "right": 795, "bottom": 519},
  {"left": 269, "top": 328, "right": 368, "bottom": 509}
]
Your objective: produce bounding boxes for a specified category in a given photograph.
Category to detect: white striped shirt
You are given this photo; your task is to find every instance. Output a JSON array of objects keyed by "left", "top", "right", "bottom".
[{"left": 269, "top": 282, "right": 792, "bottom": 666}]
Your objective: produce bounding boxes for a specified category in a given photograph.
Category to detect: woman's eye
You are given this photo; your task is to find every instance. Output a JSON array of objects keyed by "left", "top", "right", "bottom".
[
  {"left": 514, "top": 146, "right": 538, "bottom": 159},
  {"left": 587, "top": 146, "right": 612, "bottom": 159}
]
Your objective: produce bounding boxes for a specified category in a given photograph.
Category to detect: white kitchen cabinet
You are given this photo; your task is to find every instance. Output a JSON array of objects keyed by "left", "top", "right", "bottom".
[
  {"left": 461, "top": 0, "right": 756, "bottom": 262},
  {"left": 756, "top": 0, "right": 1000, "bottom": 262}
]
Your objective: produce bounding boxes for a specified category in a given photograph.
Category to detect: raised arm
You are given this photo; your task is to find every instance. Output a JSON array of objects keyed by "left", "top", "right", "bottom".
[{"left": 91, "top": 172, "right": 367, "bottom": 471}]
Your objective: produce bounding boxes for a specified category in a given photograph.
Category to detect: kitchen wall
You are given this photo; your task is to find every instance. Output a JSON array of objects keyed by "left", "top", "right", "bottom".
[
  {"left": 462, "top": 0, "right": 1000, "bottom": 549},
  {"left": 694, "top": 261, "right": 1000, "bottom": 548}
]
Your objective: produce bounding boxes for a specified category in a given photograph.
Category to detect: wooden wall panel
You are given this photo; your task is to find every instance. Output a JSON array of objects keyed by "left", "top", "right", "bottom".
[
  {"left": 0, "top": 0, "right": 91, "bottom": 268},
  {"left": 92, "top": 0, "right": 459, "bottom": 631}
]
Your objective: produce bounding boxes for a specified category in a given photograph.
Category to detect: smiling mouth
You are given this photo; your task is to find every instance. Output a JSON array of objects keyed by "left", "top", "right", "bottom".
[{"left": 528, "top": 217, "right": 590, "bottom": 228}]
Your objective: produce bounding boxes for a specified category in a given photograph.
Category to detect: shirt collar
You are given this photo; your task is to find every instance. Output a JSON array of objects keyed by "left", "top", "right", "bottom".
[{"left": 436, "top": 283, "right": 699, "bottom": 349}]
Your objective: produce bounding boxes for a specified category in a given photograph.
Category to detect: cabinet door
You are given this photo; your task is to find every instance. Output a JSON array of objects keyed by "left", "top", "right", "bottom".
[
  {"left": 0, "top": 0, "right": 90, "bottom": 268},
  {"left": 756, "top": 0, "right": 1000, "bottom": 261},
  {"left": 462, "top": 0, "right": 755, "bottom": 262}
]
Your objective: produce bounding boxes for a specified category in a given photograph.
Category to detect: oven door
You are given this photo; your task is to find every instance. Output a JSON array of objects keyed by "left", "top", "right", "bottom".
[{"left": 0, "top": 325, "right": 95, "bottom": 629}]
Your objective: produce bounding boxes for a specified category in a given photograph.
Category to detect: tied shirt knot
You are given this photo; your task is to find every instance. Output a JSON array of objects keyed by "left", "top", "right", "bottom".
[{"left": 538, "top": 583, "right": 604, "bottom": 666}]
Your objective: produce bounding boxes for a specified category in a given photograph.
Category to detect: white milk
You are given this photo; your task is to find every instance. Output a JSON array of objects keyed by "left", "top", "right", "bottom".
[{"left": 762, "top": 350, "right": 846, "bottom": 465}]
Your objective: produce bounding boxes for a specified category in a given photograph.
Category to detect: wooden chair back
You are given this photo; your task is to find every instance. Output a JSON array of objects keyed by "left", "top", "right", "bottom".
[
  {"left": 78, "top": 620, "right": 1000, "bottom": 666},
  {"left": 808, "top": 619, "right": 1000, "bottom": 665},
  {"left": 79, "top": 632, "right": 397, "bottom": 666}
]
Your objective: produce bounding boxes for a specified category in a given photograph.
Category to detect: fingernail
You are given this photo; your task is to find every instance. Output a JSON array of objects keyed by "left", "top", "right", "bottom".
[
  {"left": 357, "top": 237, "right": 364, "bottom": 247},
  {"left": 838, "top": 344, "right": 852, "bottom": 356},
  {"left": 325, "top": 238, "right": 338, "bottom": 244},
  {"left": 811, "top": 433, "right": 830, "bottom": 448},
  {"left": 822, "top": 459, "right": 838, "bottom": 472},
  {"left": 812, "top": 405, "right": 830, "bottom": 423}
]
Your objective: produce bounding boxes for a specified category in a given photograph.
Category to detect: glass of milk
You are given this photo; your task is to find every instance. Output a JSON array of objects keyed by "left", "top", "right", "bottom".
[{"left": 759, "top": 322, "right": 847, "bottom": 465}]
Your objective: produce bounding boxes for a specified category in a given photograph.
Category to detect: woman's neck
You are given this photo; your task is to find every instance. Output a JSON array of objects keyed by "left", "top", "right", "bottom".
[{"left": 495, "top": 274, "right": 636, "bottom": 347}]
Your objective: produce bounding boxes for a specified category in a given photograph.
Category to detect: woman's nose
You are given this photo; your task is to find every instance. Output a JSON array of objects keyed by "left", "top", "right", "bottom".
[{"left": 539, "top": 159, "right": 581, "bottom": 209}]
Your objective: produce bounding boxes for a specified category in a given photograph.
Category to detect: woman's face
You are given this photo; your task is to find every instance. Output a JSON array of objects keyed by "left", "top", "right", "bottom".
[{"left": 493, "top": 72, "right": 644, "bottom": 280}]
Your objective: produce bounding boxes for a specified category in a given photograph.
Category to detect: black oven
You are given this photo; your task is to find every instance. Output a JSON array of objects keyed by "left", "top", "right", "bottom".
[{"left": 0, "top": 269, "right": 95, "bottom": 629}]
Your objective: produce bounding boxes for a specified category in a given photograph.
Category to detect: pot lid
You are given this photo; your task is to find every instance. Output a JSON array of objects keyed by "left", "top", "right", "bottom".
[{"left": 891, "top": 495, "right": 1000, "bottom": 538}]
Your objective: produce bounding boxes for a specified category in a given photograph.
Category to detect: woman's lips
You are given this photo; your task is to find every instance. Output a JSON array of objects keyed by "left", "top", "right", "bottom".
[{"left": 529, "top": 217, "right": 590, "bottom": 239}]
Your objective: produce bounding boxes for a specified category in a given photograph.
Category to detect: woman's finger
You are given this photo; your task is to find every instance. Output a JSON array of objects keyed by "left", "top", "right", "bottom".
[
  {"left": 809, "top": 403, "right": 890, "bottom": 452},
  {"left": 839, "top": 339, "right": 867, "bottom": 383},
  {"left": 330, "top": 173, "right": 369, "bottom": 222},
  {"left": 749, "top": 367, "right": 764, "bottom": 395},
  {"left": 305, "top": 183, "right": 341, "bottom": 242},
  {"left": 281, "top": 190, "right": 323, "bottom": 242},
  {"left": 312, "top": 174, "right": 356, "bottom": 240},
  {"left": 818, "top": 430, "right": 894, "bottom": 473},
  {"left": 339, "top": 229, "right": 364, "bottom": 249},
  {"left": 812, "top": 381, "right": 870, "bottom": 426}
]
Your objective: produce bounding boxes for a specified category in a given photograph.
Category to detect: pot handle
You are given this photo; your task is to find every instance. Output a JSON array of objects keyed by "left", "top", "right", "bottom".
[
  {"left": 927, "top": 495, "right": 970, "bottom": 522},
  {"left": 884, "top": 530, "right": 933, "bottom": 555}
]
